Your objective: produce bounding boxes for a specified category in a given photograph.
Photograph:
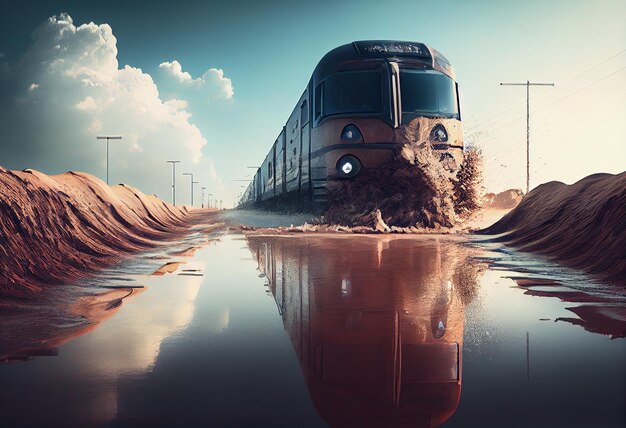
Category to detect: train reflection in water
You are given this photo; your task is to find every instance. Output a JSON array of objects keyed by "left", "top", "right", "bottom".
[{"left": 246, "top": 235, "right": 480, "bottom": 427}]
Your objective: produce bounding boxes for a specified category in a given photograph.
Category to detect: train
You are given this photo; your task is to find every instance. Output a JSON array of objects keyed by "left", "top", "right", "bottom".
[
  {"left": 240, "top": 40, "right": 463, "bottom": 212},
  {"left": 246, "top": 234, "right": 467, "bottom": 426}
]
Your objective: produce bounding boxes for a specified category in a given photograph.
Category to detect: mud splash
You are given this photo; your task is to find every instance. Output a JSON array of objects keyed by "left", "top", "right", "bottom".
[
  {"left": 324, "top": 121, "right": 482, "bottom": 230},
  {"left": 0, "top": 166, "right": 197, "bottom": 297}
]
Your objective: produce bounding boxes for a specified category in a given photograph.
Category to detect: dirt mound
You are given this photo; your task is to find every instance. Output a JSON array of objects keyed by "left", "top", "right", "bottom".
[
  {"left": 324, "top": 138, "right": 482, "bottom": 230},
  {"left": 479, "top": 172, "right": 626, "bottom": 286},
  {"left": 0, "top": 166, "right": 195, "bottom": 297},
  {"left": 482, "top": 189, "right": 524, "bottom": 209}
]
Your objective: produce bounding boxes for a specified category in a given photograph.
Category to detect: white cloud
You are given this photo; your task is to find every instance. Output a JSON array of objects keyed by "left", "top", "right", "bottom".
[
  {"left": 75, "top": 95, "right": 97, "bottom": 111},
  {"left": 158, "top": 60, "right": 234, "bottom": 101},
  {"left": 0, "top": 13, "right": 226, "bottom": 204},
  {"left": 159, "top": 60, "right": 193, "bottom": 84}
]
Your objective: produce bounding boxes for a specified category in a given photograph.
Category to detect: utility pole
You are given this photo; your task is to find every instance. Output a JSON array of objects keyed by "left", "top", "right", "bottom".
[
  {"left": 526, "top": 331, "right": 530, "bottom": 381},
  {"left": 182, "top": 173, "right": 194, "bottom": 206},
  {"left": 192, "top": 181, "right": 199, "bottom": 207},
  {"left": 500, "top": 81, "right": 554, "bottom": 194},
  {"left": 166, "top": 161, "right": 180, "bottom": 206},
  {"left": 201, "top": 187, "right": 206, "bottom": 208},
  {"left": 208, "top": 193, "right": 214, "bottom": 210},
  {"left": 97, "top": 135, "right": 122, "bottom": 185}
]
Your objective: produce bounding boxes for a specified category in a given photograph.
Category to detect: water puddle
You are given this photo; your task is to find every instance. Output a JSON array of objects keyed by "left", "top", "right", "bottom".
[{"left": 0, "top": 232, "right": 623, "bottom": 427}]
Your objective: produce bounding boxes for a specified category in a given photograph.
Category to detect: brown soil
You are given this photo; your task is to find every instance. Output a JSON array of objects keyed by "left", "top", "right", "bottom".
[
  {"left": 0, "top": 166, "right": 209, "bottom": 297},
  {"left": 482, "top": 189, "right": 524, "bottom": 209},
  {"left": 479, "top": 172, "right": 626, "bottom": 286}
]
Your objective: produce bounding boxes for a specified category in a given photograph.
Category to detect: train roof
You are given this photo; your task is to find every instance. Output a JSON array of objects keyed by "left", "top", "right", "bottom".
[{"left": 311, "top": 40, "right": 456, "bottom": 85}]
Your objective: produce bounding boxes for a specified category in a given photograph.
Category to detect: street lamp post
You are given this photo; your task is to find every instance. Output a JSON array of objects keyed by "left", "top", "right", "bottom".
[
  {"left": 166, "top": 160, "right": 180, "bottom": 206},
  {"left": 192, "top": 181, "right": 199, "bottom": 207},
  {"left": 182, "top": 173, "right": 194, "bottom": 206},
  {"left": 208, "top": 193, "right": 214, "bottom": 209},
  {"left": 97, "top": 135, "right": 122, "bottom": 185},
  {"left": 201, "top": 187, "right": 206, "bottom": 208}
]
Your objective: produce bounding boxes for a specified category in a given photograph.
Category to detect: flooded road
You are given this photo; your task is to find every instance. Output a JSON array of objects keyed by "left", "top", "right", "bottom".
[{"left": 0, "top": 230, "right": 624, "bottom": 427}]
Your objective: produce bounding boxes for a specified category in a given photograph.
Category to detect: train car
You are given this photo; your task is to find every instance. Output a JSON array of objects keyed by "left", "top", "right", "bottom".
[{"left": 241, "top": 40, "right": 463, "bottom": 212}]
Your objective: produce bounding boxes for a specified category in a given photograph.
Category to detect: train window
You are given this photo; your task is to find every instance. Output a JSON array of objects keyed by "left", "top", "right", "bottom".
[
  {"left": 268, "top": 162, "right": 273, "bottom": 179},
  {"left": 300, "top": 100, "right": 308, "bottom": 126},
  {"left": 322, "top": 71, "right": 382, "bottom": 117},
  {"left": 399, "top": 70, "right": 459, "bottom": 121},
  {"left": 314, "top": 84, "right": 323, "bottom": 120}
]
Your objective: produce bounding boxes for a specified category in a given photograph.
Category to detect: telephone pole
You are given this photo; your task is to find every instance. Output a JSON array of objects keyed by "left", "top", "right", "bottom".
[
  {"left": 96, "top": 135, "right": 122, "bottom": 185},
  {"left": 500, "top": 81, "right": 554, "bottom": 194},
  {"left": 182, "top": 173, "right": 194, "bottom": 206},
  {"left": 166, "top": 161, "right": 180, "bottom": 206}
]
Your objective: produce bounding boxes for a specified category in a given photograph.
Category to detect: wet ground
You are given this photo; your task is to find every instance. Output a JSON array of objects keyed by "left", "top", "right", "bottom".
[{"left": 0, "top": 212, "right": 624, "bottom": 427}]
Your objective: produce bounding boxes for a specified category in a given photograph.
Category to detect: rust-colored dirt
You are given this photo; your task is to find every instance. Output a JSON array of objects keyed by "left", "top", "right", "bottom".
[
  {"left": 480, "top": 172, "right": 626, "bottom": 286},
  {"left": 0, "top": 166, "right": 204, "bottom": 297}
]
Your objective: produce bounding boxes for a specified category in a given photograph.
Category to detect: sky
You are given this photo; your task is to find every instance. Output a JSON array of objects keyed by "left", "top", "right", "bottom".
[{"left": 0, "top": 0, "right": 623, "bottom": 207}]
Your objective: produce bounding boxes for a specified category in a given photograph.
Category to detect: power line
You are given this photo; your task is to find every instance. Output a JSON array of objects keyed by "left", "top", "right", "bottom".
[
  {"left": 489, "top": 66, "right": 625, "bottom": 134},
  {"left": 531, "top": 66, "right": 626, "bottom": 135},
  {"left": 466, "top": 50, "right": 625, "bottom": 133},
  {"left": 556, "top": 49, "right": 625, "bottom": 87},
  {"left": 474, "top": 64, "right": 624, "bottom": 181},
  {"left": 531, "top": 66, "right": 625, "bottom": 114}
]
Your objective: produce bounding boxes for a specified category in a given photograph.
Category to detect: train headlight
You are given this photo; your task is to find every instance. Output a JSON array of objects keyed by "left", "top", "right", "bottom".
[
  {"left": 336, "top": 155, "right": 362, "bottom": 178},
  {"left": 341, "top": 124, "right": 363, "bottom": 143},
  {"left": 433, "top": 319, "right": 446, "bottom": 339},
  {"left": 430, "top": 124, "right": 448, "bottom": 143}
]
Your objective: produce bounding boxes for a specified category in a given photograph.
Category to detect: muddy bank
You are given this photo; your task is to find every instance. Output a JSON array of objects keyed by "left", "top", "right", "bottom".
[
  {"left": 0, "top": 166, "right": 204, "bottom": 297},
  {"left": 479, "top": 172, "right": 626, "bottom": 286},
  {"left": 482, "top": 189, "right": 523, "bottom": 209}
]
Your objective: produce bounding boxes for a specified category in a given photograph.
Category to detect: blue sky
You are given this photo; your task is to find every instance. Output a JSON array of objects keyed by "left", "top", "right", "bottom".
[{"left": 0, "top": 0, "right": 623, "bottom": 206}]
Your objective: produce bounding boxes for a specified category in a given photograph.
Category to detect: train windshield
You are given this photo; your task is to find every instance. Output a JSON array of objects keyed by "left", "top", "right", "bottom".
[
  {"left": 399, "top": 70, "right": 459, "bottom": 120},
  {"left": 322, "top": 70, "right": 382, "bottom": 117}
]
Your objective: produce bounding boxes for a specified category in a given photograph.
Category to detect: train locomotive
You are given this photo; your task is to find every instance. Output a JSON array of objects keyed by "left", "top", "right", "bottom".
[{"left": 240, "top": 40, "right": 463, "bottom": 212}]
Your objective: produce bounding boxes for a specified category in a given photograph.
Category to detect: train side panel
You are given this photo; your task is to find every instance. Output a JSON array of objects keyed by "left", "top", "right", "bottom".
[
  {"left": 275, "top": 127, "right": 286, "bottom": 197},
  {"left": 285, "top": 106, "right": 301, "bottom": 193},
  {"left": 260, "top": 145, "right": 274, "bottom": 201}
]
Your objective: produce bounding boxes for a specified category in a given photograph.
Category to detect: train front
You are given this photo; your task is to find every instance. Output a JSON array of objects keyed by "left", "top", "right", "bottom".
[{"left": 310, "top": 40, "right": 463, "bottom": 207}]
